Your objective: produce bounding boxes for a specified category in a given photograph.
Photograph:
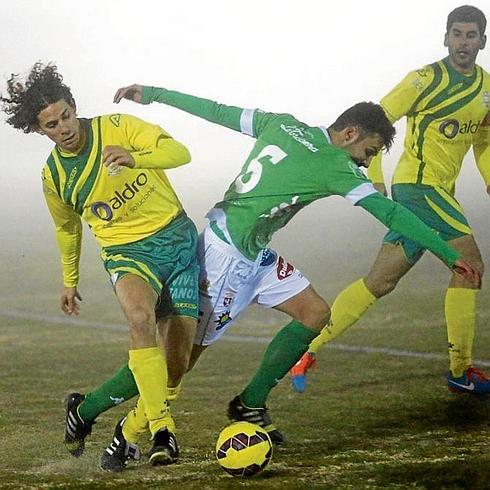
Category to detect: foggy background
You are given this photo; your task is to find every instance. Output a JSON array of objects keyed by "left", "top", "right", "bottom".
[{"left": 0, "top": 0, "right": 488, "bottom": 323}]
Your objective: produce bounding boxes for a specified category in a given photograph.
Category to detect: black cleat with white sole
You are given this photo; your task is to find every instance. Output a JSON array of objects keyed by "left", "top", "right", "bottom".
[
  {"left": 100, "top": 418, "right": 141, "bottom": 472},
  {"left": 228, "top": 395, "right": 285, "bottom": 444},
  {"left": 64, "top": 392, "right": 95, "bottom": 457},
  {"left": 148, "top": 429, "right": 179, "bottom": 466}
]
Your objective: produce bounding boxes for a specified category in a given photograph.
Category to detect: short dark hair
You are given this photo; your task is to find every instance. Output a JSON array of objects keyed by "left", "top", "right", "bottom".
[
  {"left": 447, "top": 5, "right": 487, "bottom": 35},
  {"left": 330, "top": 102, "right": 395, "bottom": 151},
  {"left": 0, "top": 62, "right": 74, "bottom": 133}
]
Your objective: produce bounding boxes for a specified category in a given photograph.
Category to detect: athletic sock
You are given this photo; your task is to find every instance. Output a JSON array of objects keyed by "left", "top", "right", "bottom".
[
  {"left": 128, "top": 347, "right": 174, "bottom": 435},
  {"left": 445, "top": 287, "right": 477, "bottom": 377},
  {"left": 78, "top": 363, "right": 138, "bottom": 421},
  {"left": 240, "top": 320, "right": 318, "bottom": 408},
  {"left": 309, "top": 278, "right": 376, "bottom": 354},
  {"left": 122, "top": 397, "right": 150, "bottom": 443},
  {"left": 167, "top": 382, "right": 182, "bottom": 402}
]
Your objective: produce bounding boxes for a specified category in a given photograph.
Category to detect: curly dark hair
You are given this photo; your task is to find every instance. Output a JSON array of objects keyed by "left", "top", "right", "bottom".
[
  {"left": 329, "top": 102, "right": 396, "bottom": 151},
  {"left": 0, "top": 62, "right": 74, "bottom": 133}
]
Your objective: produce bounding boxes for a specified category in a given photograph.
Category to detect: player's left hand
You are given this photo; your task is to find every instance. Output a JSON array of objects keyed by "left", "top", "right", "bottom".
[
  {"left": 452, "top": 259, "right": 482, "bottom": 288},
  {"left": 113, "top": 84, "right": 143, "bottom": 104},
  {"left": 102, "top": 145, "right": 135, "bottom": 168},
  {"left": 61, "top": 287, "right": 82, "bottom": 316}
]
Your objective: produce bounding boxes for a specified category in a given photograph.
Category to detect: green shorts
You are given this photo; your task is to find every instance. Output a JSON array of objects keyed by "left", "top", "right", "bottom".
[
  {"left": 384, "top": 184, "right": 472, "bottom": 265},
  {"left": 101, "top": 212, "right": 199, "bottom": 319}
]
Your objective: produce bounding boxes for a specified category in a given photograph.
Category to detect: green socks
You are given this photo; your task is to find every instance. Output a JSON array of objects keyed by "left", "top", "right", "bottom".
[
  {"left": 240, "top": 320, "right": 318, "bottom": 407},
  {"left": 78, "top": 363, "right": 138, "bottom": 421}
]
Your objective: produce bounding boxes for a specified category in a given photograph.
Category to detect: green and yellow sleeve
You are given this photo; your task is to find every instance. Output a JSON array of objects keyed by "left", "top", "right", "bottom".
[
  {"left": 367, "top": 68, "right": 432, "bottom": 184},
  {"left": 42, "top": 167, "right": 82, "bottom": 287},
  {"left": 119, "top": 114, "right": 191, "bottom": 169},
  {"left": 473, "top": 111, "right": 490, "bottom": 187}
]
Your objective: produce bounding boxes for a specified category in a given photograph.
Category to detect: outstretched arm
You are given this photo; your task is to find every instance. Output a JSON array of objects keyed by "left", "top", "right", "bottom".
[
  {"left": 357, "top": 193, "right": 481, "bottom": 287},
  {"left": 114, "top": 84, "right": 248, "bottom": 134}
]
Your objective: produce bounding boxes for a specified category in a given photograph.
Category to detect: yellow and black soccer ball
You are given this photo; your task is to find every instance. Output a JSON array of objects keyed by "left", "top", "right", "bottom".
[{"left": 215, "top": 421, "right": 273, "bottom": 477}]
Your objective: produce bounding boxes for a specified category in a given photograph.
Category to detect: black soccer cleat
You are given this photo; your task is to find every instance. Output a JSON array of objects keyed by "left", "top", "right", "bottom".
[
  {"left": 64, "top": 392, "right": 95, "bottom": 457},
  {"left": 100, "top": 418, "right": 141, "bottom": 472},
  {"left": 148, "top": 429, "right": 179, "bottom": 466},
  {"left": 228, "top": 395, "right": 285, "bottom": 445}
]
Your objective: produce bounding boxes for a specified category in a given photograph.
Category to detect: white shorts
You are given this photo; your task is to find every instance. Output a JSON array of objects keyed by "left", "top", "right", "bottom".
[{"left": 195, "top": 225, "right": 310, "bottom": 346}]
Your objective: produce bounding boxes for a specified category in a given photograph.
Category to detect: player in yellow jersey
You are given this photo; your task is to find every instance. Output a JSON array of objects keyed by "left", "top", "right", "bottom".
[
  {"left": 291, "top": 5, "right": 490, "bottom": 394},
  {"left": 1, "top": 63, "right": 200, "bottom": 469}
]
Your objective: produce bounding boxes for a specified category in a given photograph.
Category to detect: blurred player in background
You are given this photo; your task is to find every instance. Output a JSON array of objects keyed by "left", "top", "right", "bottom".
[
  {"left": 0, "top": 63, "right": 200, "bottom": 470},
  {"left": 291, "top": 4, "right": 490, "bottom": 395}
]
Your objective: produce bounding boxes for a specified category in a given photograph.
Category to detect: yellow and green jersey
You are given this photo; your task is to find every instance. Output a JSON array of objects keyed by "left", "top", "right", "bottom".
[
  {"left": 42, "top": 113, "right": 191, "bottom": 286},
  {"left": 369, "top": 57, "right": 490, "bottom": 193}
]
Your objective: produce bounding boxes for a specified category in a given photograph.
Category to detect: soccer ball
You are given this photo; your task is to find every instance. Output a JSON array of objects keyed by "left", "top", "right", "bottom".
[{"left": 215, "top": 421, "right": 273, "bottom": 477}]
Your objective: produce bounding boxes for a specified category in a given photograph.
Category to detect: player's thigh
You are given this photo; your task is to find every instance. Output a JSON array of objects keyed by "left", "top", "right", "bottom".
[
  {"left": 365, "top": 243, "right": 414, "bottom": 297},
  {"left": 195, "top": 238, "right": 259, "bottom": 346},
  {"left": 273, "top": 284, "right": 329, "bottom": 330},
  {"left": 253, "top": 252, "right": 324, "bottom": 327},
  {"left": 153, "top": 215, "right": 200, "bottom": 321},
  {"left": 115, "top": 273, "right": 159, "bottom": 324}
]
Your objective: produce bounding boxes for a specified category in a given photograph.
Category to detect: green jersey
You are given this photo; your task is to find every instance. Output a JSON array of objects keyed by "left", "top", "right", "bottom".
[
  {"left": 140, "top": 86, "right": 461, "bottom": 267},
  {"left": 142, "top": 87, "right": 374, "bottom": 259}
]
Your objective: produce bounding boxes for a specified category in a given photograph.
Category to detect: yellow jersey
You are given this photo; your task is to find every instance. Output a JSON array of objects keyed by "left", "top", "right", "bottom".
[
  {"left": 42, "top": 113, "right": 191, "bottom": 286},
  {"left": 368, "top": 57, "right": 490, "bottom": 194}
]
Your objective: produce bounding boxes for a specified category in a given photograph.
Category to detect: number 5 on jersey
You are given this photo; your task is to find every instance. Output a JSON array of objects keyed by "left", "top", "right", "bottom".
[{"left": 234, "top": 145, "right": 287, "bottom": 194}]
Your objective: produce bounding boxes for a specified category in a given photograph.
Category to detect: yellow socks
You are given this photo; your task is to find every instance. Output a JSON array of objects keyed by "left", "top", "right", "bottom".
[
  {"left": 122, "top": 382, "right": 181, "bottom": 443},
  {"left": 122, "top": 397, "right": 149, "bottom": 443},
  {"left": 309, "top": 278, "right": 376, "bottom": 354},
  {"left": 445, "top": 288, "right": 477, "bottom": 377},
  {"left": 167, "top": 383, "right": 182, "bottom": 402},
  {"left": 128, "top": 347, "right": 174, "bottom": 436}
]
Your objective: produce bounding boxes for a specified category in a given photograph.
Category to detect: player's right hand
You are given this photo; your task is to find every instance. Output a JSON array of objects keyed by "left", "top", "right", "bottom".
[
  {"left": 452, "top": 259, "right": 482, "bottom": 288},
  {"left": 113, "top": 84, "right": 143, "bottom": 104},
  {"left": 61, "top": 287, "right": 82, "bottom": 316}
]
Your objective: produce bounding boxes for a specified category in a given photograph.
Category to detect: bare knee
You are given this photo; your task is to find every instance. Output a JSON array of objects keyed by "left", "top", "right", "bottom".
[
  {"left": 298, "top": 297, "right": 331, "bottom": 331},
  {"left": 451, "top": 256, "right": 484, "bottom": 288},
  {"left": 128, "top": 308, "right": 156, "bottom": 344},
  {"left": 365, "top": 274, "right": 399, "bottom": 298}
]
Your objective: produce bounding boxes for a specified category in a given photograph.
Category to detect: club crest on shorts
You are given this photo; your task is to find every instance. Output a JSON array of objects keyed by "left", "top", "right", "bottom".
[
  {"left": 276, "top": 256, "right": 294, "bottom": 280},
  {"left": 215, "top": 311, "right": 232, "bottom": 330},
  {"left": 223, "top": 294, "right": 234, "bottom": 307}
]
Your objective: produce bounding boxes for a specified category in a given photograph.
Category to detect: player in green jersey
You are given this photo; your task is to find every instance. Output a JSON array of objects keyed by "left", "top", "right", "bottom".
[
  {"left": 91, "top": 81, "right": 480, "bottom": 454},
  {"left": 1, "top": 63, "right": 201, "bottom": 470},
  {"left": 291, "top": 5, "right": 490, "bottom": 395}
]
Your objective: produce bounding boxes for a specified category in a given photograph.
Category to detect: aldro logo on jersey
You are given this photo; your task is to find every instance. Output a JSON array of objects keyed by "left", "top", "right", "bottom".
[
  {"left": 91, "top": 172, "right": 151, "bottom": 221},
  {"left": 439, "top": 119, "right": 481, "bottom": 139}
]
